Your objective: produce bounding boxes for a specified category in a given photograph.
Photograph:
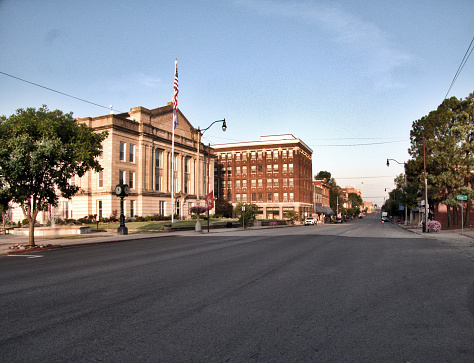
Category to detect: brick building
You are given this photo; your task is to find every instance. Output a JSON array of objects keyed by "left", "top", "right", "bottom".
[
  {"left": 313, "top": 179, "right": 334, "bottom": 222},
  {"left": 212, "top": 135, "right": 313, "bottom": 221}
]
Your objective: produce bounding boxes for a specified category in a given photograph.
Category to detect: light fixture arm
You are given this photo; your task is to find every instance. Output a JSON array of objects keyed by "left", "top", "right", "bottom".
[{"left": 198, "top": 119, "right": 226, "bottom": 135}]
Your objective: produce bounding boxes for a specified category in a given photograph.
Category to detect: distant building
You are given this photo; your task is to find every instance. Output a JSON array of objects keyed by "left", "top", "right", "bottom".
[
  {"left": 10, "top": 103, "right": 214, "bottom": 224},
  {"left": 340, "top": 186, "right": 361, "bottom": 209},
  {"left": 313, "top": 179, "right": 334, "bottom": 222},
  {"left": 212, "top": 135, "right": 313, "bottom": 221}
]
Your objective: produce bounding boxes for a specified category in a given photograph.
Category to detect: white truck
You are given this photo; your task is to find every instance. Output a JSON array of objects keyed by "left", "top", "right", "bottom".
[{"left": 381, "top": 211, "right": 389, "bottom": 222}]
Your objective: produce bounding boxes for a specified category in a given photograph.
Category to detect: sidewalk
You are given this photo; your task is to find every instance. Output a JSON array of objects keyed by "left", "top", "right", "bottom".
[{"left": 400, "top": 224, "right": 474, "bottom": 261}]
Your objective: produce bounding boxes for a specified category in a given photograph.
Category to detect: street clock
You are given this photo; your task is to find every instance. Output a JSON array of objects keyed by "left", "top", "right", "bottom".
[{"left": 115, "top": 183, "right": 130, "bottom": 197}]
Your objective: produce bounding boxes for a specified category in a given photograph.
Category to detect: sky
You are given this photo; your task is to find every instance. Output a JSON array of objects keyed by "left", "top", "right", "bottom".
[{"left": 1, "top": 0, "right": 473, "bottom": 208}]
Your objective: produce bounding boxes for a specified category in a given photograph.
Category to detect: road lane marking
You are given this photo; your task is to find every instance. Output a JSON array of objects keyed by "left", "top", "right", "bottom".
[{"left": 8, "top": 255, "right": 44, "bottom": 259}]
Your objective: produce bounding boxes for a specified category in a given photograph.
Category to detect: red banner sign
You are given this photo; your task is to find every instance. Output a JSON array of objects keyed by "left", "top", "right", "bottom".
[{"left": 206, "top": 191, "right": 214, "bottom": 210}]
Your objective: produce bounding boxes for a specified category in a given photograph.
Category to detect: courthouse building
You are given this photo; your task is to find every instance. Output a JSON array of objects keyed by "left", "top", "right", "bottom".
[
  {"left": 212, "top": 135, "right": 313, "bottom": 221},
  {"left": 10, "top": 103, "right": 214, "bottom": 223}
]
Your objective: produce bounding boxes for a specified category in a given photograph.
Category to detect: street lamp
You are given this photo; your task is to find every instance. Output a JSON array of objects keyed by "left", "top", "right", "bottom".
[
  {"left": 386, "top": 158, "right": 408, "bottom": 225},
  {"left": 196, "top": 119, "right": 227, "bottom": 232}
]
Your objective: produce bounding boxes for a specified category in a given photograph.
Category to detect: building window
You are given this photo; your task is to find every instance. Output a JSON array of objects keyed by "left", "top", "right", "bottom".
[
  {"left": 236, "top": 152, "right": 241, "bottom": 161},
  {"left": 184, "top": 156, "right": 191, "bottom": 193},
  {"left": 282, "top": 149, "right": 287, "bottom": 158},
  {"left": 120, "top": 142, "right": 125, "bottom": 161},
  {"left": 242, "top": 165, "right": 247, "bottom": 174},
  {"left": 273, "top": 178, "right": 279, "bottom": 187},
  {"left": 129, "top": 171, "right": 135, "bottom": 189},
  {"left": 266, "top": 164, "right": 272, "bottom": 173},
  {"left": 289, "top": 192, "right": 294, "bottom": 202},
  {"left": 257, "top": 164, "right": 263, "bottom": 173},
  {"left": 283, "top": 192, "right": 288, "bottom": 202},
  {"left": 236, "top": 180, "right": 241, "bottom": 189},
  {"left": 273, "top": 164, "right": 279, "bottom": 173},
  {"left": 236, "top": 194, "right": 241, "bottom": 202},
  {"left": 236, "top": 166, "right": 241, "bottom": 175},
  {"left": 227, "top": 153, "right": 232, "bottom": 160},
  {"left": 282, "top": 164, "right": 287, "bottom": 173},
  {"left": 267, "top": 178, "right": 272, "bottom": 188},
  {"left": 251, "top": 165, "right": 256, "bottom": 174},
  {"left": 251, "top": 179, "right": 257, "bottom": 188},
  {"left": 283, "top": 178, "right": 288, "bottom": 187},
  {"left": 98, "top": 170, "right": 103, "bottom": 188},
  {"left": 257, "top": 151, "right": 263, "bottom": 159},
  {"left": 97, "top": 200, "right": 102, "bottom": 219},
  {"left": 251, "top": 151, "right": 256, "bottom": 159},
  {"left": 274, "top": 193, "right": 279, "bottom": 202},
  {"left": 159, "top": 201, "right": 165, "bottom": 215},
  {"left": 289, "top": 178, "right": 294, "bottom": 187},
  {"left": 119, "top": 170, "right": 125, "bottom": 184},
  {"left": 227, "top": 180, "right": 232, "bottom": 189},
  {"left": 267, "top": 193, "right": 272, "bottom": 202},
  {"left": 129, "top": 143, "right": 135, "bottom": 163},
  {"left": 155, "top": 149, "right": 162, "bottom": 191},
  {"left": 251, "top": 193, "right": 256, "bottom": 202},
  {"left": 273, "top": 149, "right": 278, "bottom": 158},
  {"left": 130, "top": 200, "right": 134, "bottom": 217},
  {"left": 242, "top": 193, "right": 248, "bottom": 202},
  {"left": 257, "top": 179, "right": 263, "bottom": 187},
  {"left": 258, "top": 193, "right": 263, "bottom": 202},
  {"left": 242, "top": 179, "right": 247, "bottom": 188},
  {"left": 289, "top": 149, "right": 293, "bottom": 158},
  {"left": 242, "top": 152, "right": 247, "bottom": 160},
  {"left": 266, "top": 150, "right": 272, "bottom": 158},
  {"left": 289, "top": 163, "right": 294, "bottom": 172}
]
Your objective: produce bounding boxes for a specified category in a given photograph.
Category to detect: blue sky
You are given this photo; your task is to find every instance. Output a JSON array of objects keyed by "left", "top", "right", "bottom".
[{"left": 1, "top": 0, "right": 473, "bottom": 207}]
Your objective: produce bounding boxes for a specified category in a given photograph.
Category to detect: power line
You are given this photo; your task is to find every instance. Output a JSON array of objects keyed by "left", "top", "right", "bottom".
[
  {"left": 0, "top": 71, "right": 124, "bottom": 114},
  {"left": 444, "top": 36, "right": 474, "bottom": 99}
]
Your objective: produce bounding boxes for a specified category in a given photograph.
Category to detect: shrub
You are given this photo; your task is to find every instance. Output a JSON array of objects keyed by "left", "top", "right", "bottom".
[{"left": 427, "top": 220, "right": 441, "bottom": 232}]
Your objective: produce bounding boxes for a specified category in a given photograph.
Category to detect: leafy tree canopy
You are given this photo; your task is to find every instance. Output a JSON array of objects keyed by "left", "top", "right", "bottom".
[
  {"left": 0, "top": 105, "right": 108, "bottom": 245},
  {"left": 315, "top": 170, "right": 331, "bottom": 181}
]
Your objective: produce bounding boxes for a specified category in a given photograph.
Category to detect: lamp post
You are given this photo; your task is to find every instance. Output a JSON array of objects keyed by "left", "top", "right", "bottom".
[
  {"left": 196, "top": 119, "right": 227, "bottom": 230},
  {"left": 386, "top": 158, "right": 408, "bottom": 225}
]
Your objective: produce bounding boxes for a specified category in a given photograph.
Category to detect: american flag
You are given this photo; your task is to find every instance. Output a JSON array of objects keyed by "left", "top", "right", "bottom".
[{"left": 173, "top": 59, "right": 179, "bottom": 129}]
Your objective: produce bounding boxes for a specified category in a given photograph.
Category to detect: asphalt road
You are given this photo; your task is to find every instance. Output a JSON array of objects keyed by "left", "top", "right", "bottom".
[{"left": 1, "top": 214, "right": 473, "bottom": 362}]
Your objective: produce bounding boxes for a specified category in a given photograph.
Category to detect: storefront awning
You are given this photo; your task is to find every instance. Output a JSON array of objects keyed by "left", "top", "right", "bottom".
[{"left": 315, "top": 206, "right": 335, "bottom": 215}]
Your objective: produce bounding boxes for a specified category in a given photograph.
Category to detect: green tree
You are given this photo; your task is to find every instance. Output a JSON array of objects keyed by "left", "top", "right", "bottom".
[
  {"left": 215, "top": 197, "right": 233, "bottom": 218},
  {"left": 235, "top": 203, "right": 258, "bottom": 227},
  {"left": 0, "top": 183, "right": 12, "bottom": 230},
  {"left": 315, "top": 170, "right": 331, "bottom": 181},
  {"left": 328, "top": 179, "right": 343, "bottom": 216},
  {"left": 284, "top": 210, "right": 299, "bottom": 223},
  {"left": 0, "top": 106, "right": 107, "bottom": 246},
  {"left": 408, "top": 93, "right": 474, "bottom": 227}
]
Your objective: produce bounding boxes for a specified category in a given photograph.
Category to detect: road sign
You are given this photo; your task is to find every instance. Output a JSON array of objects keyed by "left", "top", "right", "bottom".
[{"left": 457, "top": 195, "right": 467, "bottom": 200}]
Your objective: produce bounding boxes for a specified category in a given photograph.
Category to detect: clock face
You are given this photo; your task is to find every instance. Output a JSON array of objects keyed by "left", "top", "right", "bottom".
[
  {"left": 115, "top": 185, "right": 122, "bottom": 195},
  {"left": 124, "top": 185, "right": 130, "bottom": 196}
]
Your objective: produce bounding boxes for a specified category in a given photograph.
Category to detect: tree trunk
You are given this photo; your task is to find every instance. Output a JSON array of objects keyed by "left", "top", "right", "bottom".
[
  {"left": 453, "top": 205, "right": 458, "bottom": 226},
  {"left": 28, "top": 218, "right": 35, "bottom": 246},
  {"left": 465, "top": 201, "right": 471, "bottom": 227},
  {"left": 447, "top": 205, "right": 452, "bottom": 228}
]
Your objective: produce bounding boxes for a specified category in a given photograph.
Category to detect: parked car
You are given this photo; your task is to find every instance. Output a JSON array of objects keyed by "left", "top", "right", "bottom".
[
  {"left": 304, "top": 217, "right": 317, "bottom": 225},
  {"left": 334, "top": 218, "right": 343, "bottom": 223}
]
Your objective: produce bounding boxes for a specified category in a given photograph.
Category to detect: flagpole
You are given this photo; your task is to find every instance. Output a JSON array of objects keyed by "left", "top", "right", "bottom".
[{"left": 171, "top": 59, "right": 178, "bottom": 223}]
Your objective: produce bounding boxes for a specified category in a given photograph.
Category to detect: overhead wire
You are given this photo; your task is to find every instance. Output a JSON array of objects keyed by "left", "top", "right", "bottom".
[
  {"left": 444, "top": 36, "right": 474, "bottom": 99},
  {"left": 0, "top": 71, "right": 124, "bottom": 114}
]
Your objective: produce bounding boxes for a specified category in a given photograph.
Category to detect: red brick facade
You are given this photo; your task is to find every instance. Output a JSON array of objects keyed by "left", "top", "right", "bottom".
[{"left": 213, "top": 135, "right": 313, "bottom": 220}]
